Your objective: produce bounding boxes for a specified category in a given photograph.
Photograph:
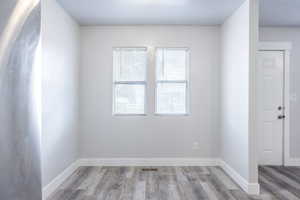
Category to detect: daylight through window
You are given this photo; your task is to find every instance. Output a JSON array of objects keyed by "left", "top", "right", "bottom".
[
  {"left": 113, "top": 47, "right": 147, "bottom": 115},
  {"left": 156, "top": 48, "right": 189, "bottom": 115}
]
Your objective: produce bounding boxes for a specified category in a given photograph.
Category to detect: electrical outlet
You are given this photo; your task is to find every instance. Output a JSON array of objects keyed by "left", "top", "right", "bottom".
[{"left": 193, "top": 142, "right": 200, "bottom": 150}]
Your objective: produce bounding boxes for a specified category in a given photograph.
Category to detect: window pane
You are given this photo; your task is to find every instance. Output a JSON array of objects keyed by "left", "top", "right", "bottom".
[
  {"left": 114, "top": 84, "right": 145, "bottom": 114},
  {"left": 114, "top": 48, "right": 147, "bottom": 81},
  {"left": 157, "top": 49, "right": 187, "bottom": 81},
  {"left": 156, "top": 83, "right": 186, "bottom": 114}
]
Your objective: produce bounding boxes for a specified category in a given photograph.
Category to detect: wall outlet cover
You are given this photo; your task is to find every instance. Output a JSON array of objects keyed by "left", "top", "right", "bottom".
[{"left": 193, "top": 142, "right": 200, "bottom": 150}]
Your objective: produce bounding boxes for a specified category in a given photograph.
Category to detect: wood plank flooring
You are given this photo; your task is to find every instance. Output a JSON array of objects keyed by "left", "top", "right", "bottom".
[
  {"left": 48, "top": 166, "right": 300, "bottom": 200},
  {"left": 259, "top": 166, "right": 300, "bottom": 200}
]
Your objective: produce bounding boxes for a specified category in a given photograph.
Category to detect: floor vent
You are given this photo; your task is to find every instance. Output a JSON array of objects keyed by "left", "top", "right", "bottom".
[{"left": 142, "top": 168, "right": 158, "bottom": 172}]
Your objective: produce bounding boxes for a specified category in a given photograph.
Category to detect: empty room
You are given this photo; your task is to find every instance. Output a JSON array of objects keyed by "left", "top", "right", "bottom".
[{"left": 0, "top": 0, "right": 299, "bottom": 199}]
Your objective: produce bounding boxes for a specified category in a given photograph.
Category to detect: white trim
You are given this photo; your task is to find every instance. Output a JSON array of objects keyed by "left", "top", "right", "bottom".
[
  {"left": 284, "top": 50, "right": 292, "bottom": 166},
  {"left": 155, "top": 47, "right": 190, "bottom": 116},
  {"left": 258, "top": 41, "right": 292, "bottom": 166},
  {"left": 112, "top": 47, "right": 148, "bottom": 116},
  {"left": 43, "top": 161, "right": 79, "bottom": 199},
  {"left": 42, "top": 158, "right": 260, "bottom": 197},
  {"left": 285, "top": 158, "right": 300, "bottom": 166},
  {"left": 258, "top": 42, "right": 292, "bottom": 51},
  {"left": 249, "top": 0, "right": 259, "bottom": 185},
  {"left": 219, "top": 160, "right": 260, "bottom": 195},
  {"left": 77, "top": 158, "right": 219, "bottom": 167}
]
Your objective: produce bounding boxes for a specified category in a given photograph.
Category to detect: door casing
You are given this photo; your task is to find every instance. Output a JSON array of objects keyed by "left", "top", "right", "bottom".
[{"left": 257, "top": 42, "right": 291, "bottom": 166}]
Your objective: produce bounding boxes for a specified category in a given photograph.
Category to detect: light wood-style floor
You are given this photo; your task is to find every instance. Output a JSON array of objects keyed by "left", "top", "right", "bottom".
[{"left": 48, "top": 166, "right": 300, "bottom": 200}]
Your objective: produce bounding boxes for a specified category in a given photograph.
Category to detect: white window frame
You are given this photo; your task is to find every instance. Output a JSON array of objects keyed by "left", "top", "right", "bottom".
[
  {"left": 155, "top": 47, "right": 190, "bottom": 116},
  {"left": 112, "top": 47, "right": 148, "bottom": 116}
]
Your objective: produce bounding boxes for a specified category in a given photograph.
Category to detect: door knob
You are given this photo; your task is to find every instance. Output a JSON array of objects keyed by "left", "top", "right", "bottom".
[{"left": 278, "top": 115, "right": 285, "bottom": 119}]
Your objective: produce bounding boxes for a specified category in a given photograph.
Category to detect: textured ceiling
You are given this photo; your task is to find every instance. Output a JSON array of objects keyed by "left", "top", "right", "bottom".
[{"left": 57, "top": 0, "right": 245, "bottom": 25}]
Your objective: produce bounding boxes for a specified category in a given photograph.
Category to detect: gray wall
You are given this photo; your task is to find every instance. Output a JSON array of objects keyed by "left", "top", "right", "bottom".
[
  {"left": 220, "top": 0, "right": 251, "bottom": 181},
  {"left": 79, "top": 26, "right": 220, "bottom": 158},
  {"left": 0, "top": 0, "right": 17, "bottom": 36},
  {"left": 42, "top": 0, "right": 80, "bottom": 187},
  {"left": 260, "top": 27, "right": 300, "bottom": 158}
]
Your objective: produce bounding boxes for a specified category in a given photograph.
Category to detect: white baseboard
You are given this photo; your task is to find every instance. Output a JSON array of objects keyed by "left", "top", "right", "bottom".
[
  {"left": 219, "top": 160, "right": 260, "bottom": 195},
  {"left": 43, "top": 161, "right": 79, "bottom": 199},
  {"left": 43, "top": 158, "right": 261, "bottom": 198},
  {"left": 77, "top": 158, "right": 220, "bottom": 167},
  {"left": 285, "top": 158, "right": 300, "bottom": 166}
]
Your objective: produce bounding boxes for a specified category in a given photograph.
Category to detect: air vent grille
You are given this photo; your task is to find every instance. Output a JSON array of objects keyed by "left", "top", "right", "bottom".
[{"left": 142, "top": 168, "right": 158, "bottom": 172}]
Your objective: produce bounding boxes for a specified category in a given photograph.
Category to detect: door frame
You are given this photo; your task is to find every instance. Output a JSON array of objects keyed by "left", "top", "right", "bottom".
[{"left": 258, "top": 42, "right": 292, "bottom": 166}]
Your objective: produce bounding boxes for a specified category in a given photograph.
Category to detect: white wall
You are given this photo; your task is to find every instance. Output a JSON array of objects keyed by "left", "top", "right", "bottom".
[
  {"left": 42, "top": 0, "right": 80, "bottom": 187},
  {"left": 260, "top": 27, "right": 300, "bottom": 158},
  {"left": 79, "top": 26, "right": 220, "bottom": 159},
  {"left": 220, "top": 0, "right": 257, "bottom": 184}
]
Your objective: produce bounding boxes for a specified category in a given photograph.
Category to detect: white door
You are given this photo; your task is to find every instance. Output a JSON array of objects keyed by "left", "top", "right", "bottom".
[{"left": 258, "top": 51, "right": 285, "bottom": 165}]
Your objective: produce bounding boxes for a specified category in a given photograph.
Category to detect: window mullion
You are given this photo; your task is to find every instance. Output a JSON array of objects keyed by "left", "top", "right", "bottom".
[
  {"left": 113, "top": 47, "right": 147, "bottom": 115},
  {"left": 155, "top": 47, "right": 189, "bottom": 115}
]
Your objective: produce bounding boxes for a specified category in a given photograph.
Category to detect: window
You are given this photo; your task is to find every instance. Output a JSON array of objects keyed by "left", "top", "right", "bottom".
[
  {"left": 113, "top": 47, "right": 147, "bottom": 115},
  {"left": 155, "top": 48, "right": 189, "bottom": 115}
]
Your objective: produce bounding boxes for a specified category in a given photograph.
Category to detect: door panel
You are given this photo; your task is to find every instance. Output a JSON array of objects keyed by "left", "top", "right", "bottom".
[{"left": 258, "top": 51, "right": 284, "bottom": 165}]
